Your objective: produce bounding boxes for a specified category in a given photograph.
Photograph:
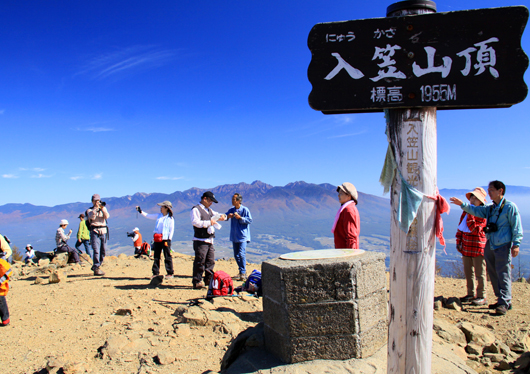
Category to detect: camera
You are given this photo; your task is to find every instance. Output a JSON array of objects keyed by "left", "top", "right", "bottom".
[
  {"left": 126, "top": 232, "right": 135, "bottom": 238},
  {"left": 100, "top": 201, "right": 106, "bottom": 207},
  {"left": 484, "top": 222, "right": 498, "bottom": 234}
]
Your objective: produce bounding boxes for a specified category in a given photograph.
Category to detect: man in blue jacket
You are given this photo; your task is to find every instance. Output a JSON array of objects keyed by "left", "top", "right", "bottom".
[
  {"left": 226, "top": 193, "right": 253, "bottom": 281},
  {"left": 450, "top": 180, "right": 523, "bottom": 315}
]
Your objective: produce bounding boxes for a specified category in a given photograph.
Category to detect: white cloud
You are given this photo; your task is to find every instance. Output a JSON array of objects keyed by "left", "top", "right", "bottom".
[
  {"left": 77, "top": 127, "right": 115, "bottom": 133},
  {"left": 92, "top": 174, "right": 103, "bottom": 180},
  {"left": 31, "top": 174, "right": 52, "bottom": 178},
  {"left": 77, "top": 45, "right": 176, "bottom": 81},
  {"left": 70, "top": 176, "right": 83, "bottom": 181},
  {"left": 20, "top": 167, "right": 45, "bottom": 172},
  {"left": 327, "top": 130, "right": 367, "bottom": 139},
  {"left": 157, "top": 176, "right": 184, "bottom": 180},
  {"left": 2, "top": 174, "right": 18, "bottom": 179}
]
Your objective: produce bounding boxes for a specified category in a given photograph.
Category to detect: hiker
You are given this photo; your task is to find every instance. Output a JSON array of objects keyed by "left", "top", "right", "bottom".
[
  {"left": 136, "top": 201, "right": 175, "bottom": 279},
  {"left": 130, "top": 227, "right": 143, "bottom": 256},
  {"left": 0, "top": 235, "right": 12, "bottom": 262},
  {"left": 455, "top": 187, "right": 488, "bottom": 306},
  {"left": 24, "top": 244, "right": 36, "bottom": 264},
  {"left": 190, "top": 191, "right": 226, "bottom": 289},
  {"left": 0, "top": 258, "right": 12, "bottom": 326},
  {"left": 75, "top": 213, "right": 92, "bottom": 257},
  {"left": 87, "top": 194, "right": 110, "bottom": 276},
  {"left": 450, "top": 180, "right": 523, "bottom": 315},
  {"left": 55, "top": 219, "right": 80, "bottom": 264},
  {"left": 226, "top": 193, "right": 253, "bottom": 281},
  {"left": 332, "top": 182, "right": 360, "bottom": 249}
]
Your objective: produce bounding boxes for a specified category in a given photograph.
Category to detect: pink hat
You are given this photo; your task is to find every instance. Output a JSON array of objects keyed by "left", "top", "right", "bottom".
[{"left": 466, "top": 187, "right": 487, "bottom": 205}]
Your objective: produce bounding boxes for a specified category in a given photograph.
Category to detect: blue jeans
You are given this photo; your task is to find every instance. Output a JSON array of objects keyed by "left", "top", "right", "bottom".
[
  {"left": 232, "top": 241, "right": 247, "bottom": 274},
  {"left": 75, "top": 239, "right": 92, "bottom": 257},
  {"left": 484, "top": 241, "right": 512, "bottom": 307},
  {"left": 90, "top": 232, "right": 107, "bottom": 270}
]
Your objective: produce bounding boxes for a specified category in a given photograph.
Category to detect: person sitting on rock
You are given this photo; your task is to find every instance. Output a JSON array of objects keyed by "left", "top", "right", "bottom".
[
  {"left": 24, "top": 244, "right": 36, "bottom": 265},
  {"left": 55, "top": 219, "right": 80, "bottom": 264}
]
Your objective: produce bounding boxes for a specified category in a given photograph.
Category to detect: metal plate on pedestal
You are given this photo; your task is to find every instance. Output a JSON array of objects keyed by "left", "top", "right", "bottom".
[{"left": 279, "top": 248, "right": 365, "bottom": 260}]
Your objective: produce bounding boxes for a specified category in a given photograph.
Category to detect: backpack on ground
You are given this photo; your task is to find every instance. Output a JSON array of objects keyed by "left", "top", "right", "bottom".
[
  {"left": 140, "top": 242, "right": 150, "bottom": 256},
  {"left": 206, "top": 270, "right": 233, "bottom": 300},
  {"left": 243, "top": 269, "right": 262, "bottom": 296}
]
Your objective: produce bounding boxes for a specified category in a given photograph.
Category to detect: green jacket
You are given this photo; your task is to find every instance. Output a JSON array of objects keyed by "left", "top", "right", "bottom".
[{"left": 77, "top": 220, "right": 90, "bottom": 241}]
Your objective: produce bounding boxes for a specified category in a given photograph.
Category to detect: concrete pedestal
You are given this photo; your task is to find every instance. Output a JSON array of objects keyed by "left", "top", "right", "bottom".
[{"left": 262, "top": 251, "right": 387, "bottom": 363}]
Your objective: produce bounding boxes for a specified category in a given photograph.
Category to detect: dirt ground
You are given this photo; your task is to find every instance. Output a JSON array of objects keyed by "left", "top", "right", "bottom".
[{"left": 1, "top": 253, "right": 529, "bottom": 374}]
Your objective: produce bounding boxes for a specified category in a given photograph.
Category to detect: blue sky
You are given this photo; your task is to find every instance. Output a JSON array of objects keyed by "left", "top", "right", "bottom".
[{"left": 1, "top": 0, "right": 530, "bottom": 207}]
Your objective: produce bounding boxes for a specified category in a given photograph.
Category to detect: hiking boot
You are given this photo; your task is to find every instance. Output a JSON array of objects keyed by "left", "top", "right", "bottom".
[
  {"left": 239, "top": 272, "right": 248, "bottom": 281},
  {"left": 93, "top": 268, "right": 105, "bottom": 276},
  {"left": 165, "top": 274, "right": 174, "bottom": 279},
  {"left": 193, "top": 281, "right": 205, "bottom": 289},
  {"left": 1, "top": 319, "right": 9, "bottom": 326},
  {"left": 472, "top": 298, "right": 487, "bottom": 306},
  {"left": 459, "top": 295, "right": 475, "bottom": 302},
  {"left": 489, "top": 302, "right": 512, "bottom": 310},
  {"left": 496, "top": 304, "right": 508, "bottom": 315},
  {"left": 204, "top": 276, "right": 212, "bottom": 286}
]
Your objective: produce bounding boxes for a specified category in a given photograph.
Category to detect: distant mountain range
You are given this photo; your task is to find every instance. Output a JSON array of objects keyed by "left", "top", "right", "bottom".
[{"left": 1, "top": 181, "right": 528, "bottom": 277}]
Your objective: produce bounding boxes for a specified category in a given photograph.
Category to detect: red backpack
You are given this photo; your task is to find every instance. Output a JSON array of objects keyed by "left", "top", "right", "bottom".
[
  {"left": 206, "top": 271, "right": 233, "bottom": 300},
  {"left": 140, "top": 242, "right": 151, "bottom": 256}
]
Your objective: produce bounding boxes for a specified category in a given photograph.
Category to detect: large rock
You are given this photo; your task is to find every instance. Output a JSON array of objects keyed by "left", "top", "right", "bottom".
[
  {"left": 51, "top": 253, "right": 69, "bottom": 267},
  {"left": 459, "top": 322, "right": 496, "bottom": 346},
  {"left": 434, "top": 318, "right": 467, "bottom": 345},
  {"left": 223, "top": 336, "right": 478, "bottom": 374},
  {"left": 49, "top": 270, "right": 67, "bottom": 284},
  {"left": 505, "top": 328, "right": 530, "bottom": 353}
]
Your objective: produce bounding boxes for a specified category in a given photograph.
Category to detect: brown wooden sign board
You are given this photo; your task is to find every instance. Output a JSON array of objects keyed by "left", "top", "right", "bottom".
[{"left": 308, "top": 6, "right": 529, "bottom": 114}]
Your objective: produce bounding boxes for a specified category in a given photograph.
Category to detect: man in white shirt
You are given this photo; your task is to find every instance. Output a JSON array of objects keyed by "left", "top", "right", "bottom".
[{"left": 190, "top": 191, "right": 226, "bottom": 289}]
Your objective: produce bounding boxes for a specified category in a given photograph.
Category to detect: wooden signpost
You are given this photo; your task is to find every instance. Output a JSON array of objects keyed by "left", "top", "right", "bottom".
[{"left": 307, "top": 1, "right": 528, "bottom": 373}]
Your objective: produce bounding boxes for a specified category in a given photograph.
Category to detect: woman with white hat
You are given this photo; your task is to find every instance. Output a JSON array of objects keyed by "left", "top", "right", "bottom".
[
  {"left": 332, "top": 182, "right": 361, "bottom": 249},
  {"left": 55, "top": 219, "right": 80, "bottom": 264},
  {"left": 24, "top": 244, "right": 36, "bottom": 264},
  {"left": 455, "top": 187, "right": 488, "bottom": 306},
  {"left": 136, "top": 201, "right": 175, "bottom": 279}
]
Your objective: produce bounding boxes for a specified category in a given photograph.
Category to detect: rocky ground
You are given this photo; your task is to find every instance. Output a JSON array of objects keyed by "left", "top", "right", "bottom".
[{"left": 1, "top": 253, "right": 529, "bottom": 374}]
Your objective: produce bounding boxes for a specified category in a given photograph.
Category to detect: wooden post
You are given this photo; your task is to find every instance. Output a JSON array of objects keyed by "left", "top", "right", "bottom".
[{"left": 386, "top": 2, "right": 438, "bottom": 373}]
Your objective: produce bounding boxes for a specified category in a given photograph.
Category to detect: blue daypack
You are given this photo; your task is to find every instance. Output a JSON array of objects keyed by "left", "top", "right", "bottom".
[{"left": 243, "top": 269, "right": 262, "bottom": 296}]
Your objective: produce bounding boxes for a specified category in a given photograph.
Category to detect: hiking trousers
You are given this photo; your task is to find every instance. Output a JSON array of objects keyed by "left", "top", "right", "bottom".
[
  {"left": 152, "top": 240, "right": 173, "bottom": 276},
  {"left": 192, "top": 241, "right": 215, "bottom": 285},
  {"left": 0, "top": 295, "right": 9, "bottom": 322}
]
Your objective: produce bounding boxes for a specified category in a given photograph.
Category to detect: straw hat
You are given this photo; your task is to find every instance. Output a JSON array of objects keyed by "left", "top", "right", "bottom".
[{"left": 466, "top": 187, "right": 487, "bottom": 205}]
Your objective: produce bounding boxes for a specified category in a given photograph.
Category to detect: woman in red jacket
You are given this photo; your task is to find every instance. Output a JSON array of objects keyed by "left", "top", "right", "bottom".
[
  {"left": 332, "top": 182, "right": 360, "bottom": 249},
  {"left": 457, "top": 187, "right": 488, "bottom": 306}
]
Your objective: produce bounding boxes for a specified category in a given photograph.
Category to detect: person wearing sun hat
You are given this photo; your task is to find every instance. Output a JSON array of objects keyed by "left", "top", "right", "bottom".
[
  {"left": 455, "top": 187, "right": 488, "bottom": 306},
  {"left": 332, "top": 182, "right": 360, "bottom": 249},
  {"left": 136, "top": 201, "right": 175, "bottom": 279},
  {"left": 24, "top": 244, "right": 36, "bottom": 264},
  {"left": 450, "top": 181, "right": 523, "bottom": 316},
  {"left": 55, "top": 219, "right": 80, "bottom": 264}
]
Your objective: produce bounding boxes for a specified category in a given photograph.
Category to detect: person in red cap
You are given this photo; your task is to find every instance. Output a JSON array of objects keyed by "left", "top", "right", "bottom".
[
  {"left": 455, "top": 187, "right": 488, "bottom": 306},
  {"left": 332, "top": 182, "right": 360, "bottom": 249}
]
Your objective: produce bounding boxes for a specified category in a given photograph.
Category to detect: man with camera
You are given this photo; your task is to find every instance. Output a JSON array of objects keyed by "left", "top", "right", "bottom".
[
  {"left": 450, "top": 181, "right": 523, "bottom": 315},
  {"left": 86, "top": 194, "right": 110, "bottom": 276},
  {"left": 127, "top": 228, "right": 143, "bottom": 256}
]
